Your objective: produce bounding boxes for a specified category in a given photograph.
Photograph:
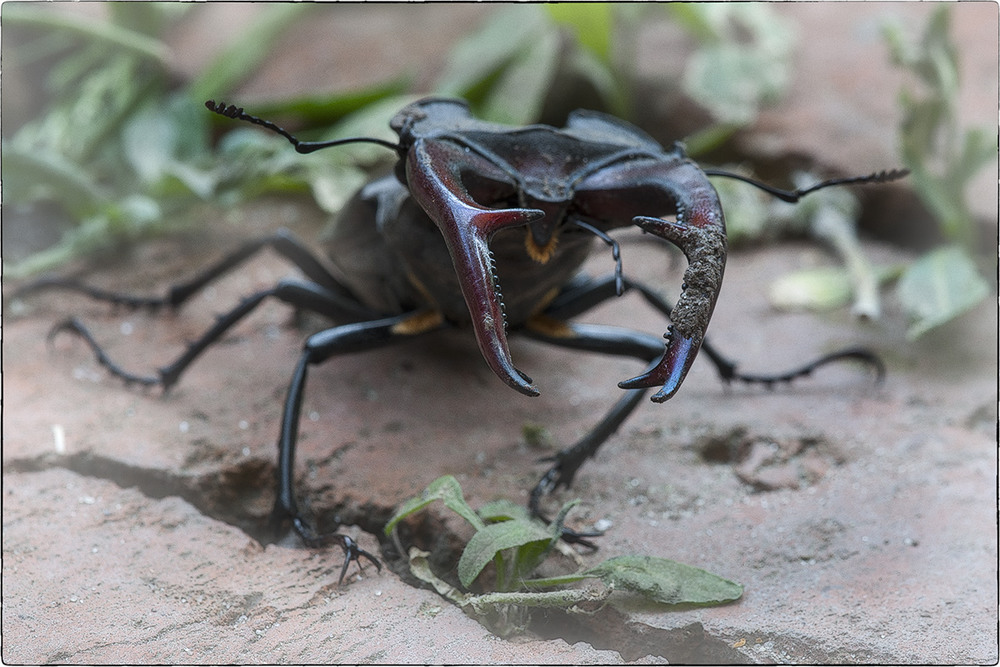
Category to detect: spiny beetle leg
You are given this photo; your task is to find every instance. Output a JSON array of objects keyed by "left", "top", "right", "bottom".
[
  {"left": 14, "top": 229, "right": 374, "bottom": 320},
  {"left": 16, "top": 278, "right": 175, "bottom": 312},
  {"left": 526, "top": 384, "right": 650, "bottom": 499},
  {"left": 709, "top": 347, "right": 887, "bottom": 388},
  {"left": 524, "top": 318, "right": 663, "bottom": 545},
  {"left": 48, "top": 317, "right": 160, "bottom": 387}
]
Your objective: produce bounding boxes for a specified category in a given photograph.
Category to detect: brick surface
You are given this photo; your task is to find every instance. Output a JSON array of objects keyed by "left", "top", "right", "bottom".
[{"left": 4, "top": 4, "right": 997, "bottom": 663}]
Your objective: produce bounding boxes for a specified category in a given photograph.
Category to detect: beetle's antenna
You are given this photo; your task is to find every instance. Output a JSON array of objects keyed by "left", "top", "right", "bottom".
[
  {"left": 703, "top": 168, "right": 909, "bottom": 203},
  {"left": 573, "top": 220, "right": 624, "bottom": 296},
  {"left": 206, "top": 100, "right": 402, "bottom": 155}
]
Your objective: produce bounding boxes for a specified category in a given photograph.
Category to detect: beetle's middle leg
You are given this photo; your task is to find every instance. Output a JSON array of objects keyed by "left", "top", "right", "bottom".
[
  {"left": 49, "top": 278, "right": 378, "bottom": 392},
  {"left": 545, "top": 273, "right": 885, "bottom": 387}
]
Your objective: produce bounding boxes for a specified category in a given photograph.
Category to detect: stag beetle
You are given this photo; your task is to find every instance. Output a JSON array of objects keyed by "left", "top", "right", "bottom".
[{"left": 17, "top": 97, "right": 905, "bottom": 584}]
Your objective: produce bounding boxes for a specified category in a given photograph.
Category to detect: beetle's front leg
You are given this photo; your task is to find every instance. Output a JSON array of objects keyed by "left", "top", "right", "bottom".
[
  {"left": 529, "top": 387, "right": 649, "bottom": 548},
  {"left": 271, "top": 310, "right": 444, "bottom": 584},
  {"left": 523, "top": 320, "right": 665, "bottom": 541}
]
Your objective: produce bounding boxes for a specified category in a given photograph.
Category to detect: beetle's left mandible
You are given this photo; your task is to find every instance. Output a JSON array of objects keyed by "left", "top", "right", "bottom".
[
  {"left": 580, "top": 155, "right": 728, "bottom": 403},
  {"left": 628, "top": 161, "right": 726, "bottom": 402}
]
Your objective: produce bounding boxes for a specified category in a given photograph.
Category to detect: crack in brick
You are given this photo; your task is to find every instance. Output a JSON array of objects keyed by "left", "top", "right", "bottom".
[{"left": 3, "top": 452, "right": 389, "bottom": 547}]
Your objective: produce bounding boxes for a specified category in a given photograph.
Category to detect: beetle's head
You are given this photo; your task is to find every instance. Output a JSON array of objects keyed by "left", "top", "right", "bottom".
[{"left": 390, "top": 98, "right": 472, "bottom": 148}]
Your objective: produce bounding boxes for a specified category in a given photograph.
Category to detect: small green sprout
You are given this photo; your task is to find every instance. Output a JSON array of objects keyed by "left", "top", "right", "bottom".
[{"left": 385, "top": 475, "right": 742, "bottom": 636}]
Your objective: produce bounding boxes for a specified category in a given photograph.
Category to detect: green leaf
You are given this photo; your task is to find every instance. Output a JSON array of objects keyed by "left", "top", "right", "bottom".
[
  {"left": 521, "top": 571, "right": 593, "bottom": 589},
  {"left": 683, "top": 123, "right": 742, "bottom": 158},
  {"left": 887, "top": 5, "right": 996, "bottom": 250},
  {"left": 407, "top": 548, "right": 472, "bottom": 607},
  {"left": 322, "top": 94, "right": 419, "bottom": 158},
  {"left": 307, "top": 167, "right": 368, "bottom": 215},
  {"left": 896, "top": 245, "right": 989, "bottom": 339},
  {"left": 545, "top": 3, "right": 614, "bottom": 63},
  {"left": 683, "top": 42, "right": 789, "bottom": 125},
  {"left": 107, "top": 3, "right": 190, "bottom": 39},
  {"left": 477, "top": 499, "right": 532, "bottom": 524},
  {"left": 952, "top": 127, "right": 998, "bottom": 188},
  {"left": 384, "top": 475, "right": 484, "bottom": 536},
  {"left": 468, "top": 586, "right": 611, "bottom": 614},
  {"left": 564, "top": 46, "right": 629, "bottom": 119},
  {"left": 122, "top": 103, "right": 182, "bottom": 185},
  {"left": 915, "top": 7, "right": 959, "bottom": 95},
  {"left": 4, "top": 4, "right": 171, "bottom": 67},
  {"left": 480, "top": 28, "right": 561, "bottom": 125},
  {"left": 1, "top": 144, "right": 108, "bottom": 216},
  {"left": 709, "top": 173, "right": 776, "bottom": 243},
  {"left": 433, "top": 6, "right": 546, "bottom": 101},
  {"left": 458, "top": 519, "right": 551, "bottom": 589},
  {"left": 678, "top": 4, "right": 793, "bottom": 125},
  {"left": 238, "top": 78, "right": 410, "bottom": 126},
  {"left": 584, "top": 555, "right": 743, "bottom": 606},
  {"left": 667, "top": 3, "right": 720, "bottom": 43}
]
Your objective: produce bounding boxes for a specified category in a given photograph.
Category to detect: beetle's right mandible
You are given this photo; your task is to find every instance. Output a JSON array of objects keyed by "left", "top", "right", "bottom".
[{"left": 402, "top": 136, "right": 545, "bottom": 397}]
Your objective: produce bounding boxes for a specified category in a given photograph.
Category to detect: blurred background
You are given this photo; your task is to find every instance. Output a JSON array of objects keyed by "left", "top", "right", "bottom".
[{"left": 3, "top": 2, "right": 996, "bottom": 339}]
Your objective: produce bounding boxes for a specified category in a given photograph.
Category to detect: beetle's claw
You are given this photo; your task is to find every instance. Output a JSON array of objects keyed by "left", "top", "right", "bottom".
[
  {"left": 529, "top": 468, "right": 602, "bottom": 550},
  {"left": 558, "top": 528, "right": 601, "bottom": 551},
  {"left": 334, "top": 534, "right": 382, "bottom": 586},
  {"left": 290, "top": 516, "right": 382, "bottom": 585}
]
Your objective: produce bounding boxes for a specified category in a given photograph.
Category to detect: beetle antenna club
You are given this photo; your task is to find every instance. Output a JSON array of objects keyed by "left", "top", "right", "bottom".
[{"left": 205, "top": 100, "right": 402, "bottom": 155}]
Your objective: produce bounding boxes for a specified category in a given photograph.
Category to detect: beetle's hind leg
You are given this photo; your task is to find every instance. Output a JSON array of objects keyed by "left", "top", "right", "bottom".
[
  {"left": 697, "top": 343, "right": 885, "bottom": 389},
  {"left": 270, "top": 311, "right": 445, "bottom": 583},
  {"left": 13, "top": 229, "right": 370, "bottom": 317}
]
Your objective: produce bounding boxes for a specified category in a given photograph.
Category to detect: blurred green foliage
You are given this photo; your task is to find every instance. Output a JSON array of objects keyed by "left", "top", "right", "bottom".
[
  {"left": 884, "top": 6, "right": 993, "bottom": 338},
  {"left": 3, "top": 3, "right": 794, "bottom": 277},
  {"left": 5, "top": 4, "right": 988, "bottom": 339}
]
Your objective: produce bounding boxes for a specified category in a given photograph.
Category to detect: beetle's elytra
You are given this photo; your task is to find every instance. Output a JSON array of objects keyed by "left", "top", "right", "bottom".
[{"left": 17, "top": 97, "right": 903, "bottom": 583}]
